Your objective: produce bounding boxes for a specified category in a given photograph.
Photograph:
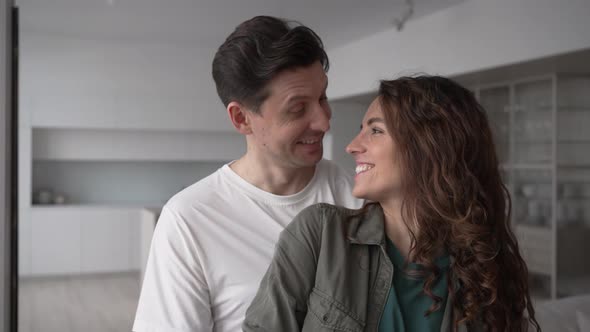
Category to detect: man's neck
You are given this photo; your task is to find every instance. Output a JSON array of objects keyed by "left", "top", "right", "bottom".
[{"left": 229, "top": 155, "right": 317, "bottom": 196}]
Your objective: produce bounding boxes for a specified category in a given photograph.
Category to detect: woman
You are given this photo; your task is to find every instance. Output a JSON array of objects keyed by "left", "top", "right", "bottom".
[{"left": 243, "top": 76, "right": 540, "bottom": 332}]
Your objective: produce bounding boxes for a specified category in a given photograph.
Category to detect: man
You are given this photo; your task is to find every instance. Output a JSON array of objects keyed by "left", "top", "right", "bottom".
[{"left": 133, "top": 16, "right": 362, "bottom": 332}]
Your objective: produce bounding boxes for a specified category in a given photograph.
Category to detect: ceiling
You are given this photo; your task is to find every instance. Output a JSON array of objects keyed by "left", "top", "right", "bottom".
[
  {"left": 16, "top": 0, "right": 464, "bottom": 49},
  {"left": 336, "top": 48, "right": 590, "bottom": 105}
]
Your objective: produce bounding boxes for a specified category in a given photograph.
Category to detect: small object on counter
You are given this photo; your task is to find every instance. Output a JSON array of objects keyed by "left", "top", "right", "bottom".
[
  {"left": 521, "top": 184, "right": 537, "bottom": 197},
  {"left": 35, "top": 189, "right": 54, "bottom": 205},
  {"left": 53, "top": 193, "right": 67, "bottom": 205}
]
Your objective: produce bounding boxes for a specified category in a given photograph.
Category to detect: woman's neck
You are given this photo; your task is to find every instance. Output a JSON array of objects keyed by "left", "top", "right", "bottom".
[{"left": 380, "top": 199, "right": 415, "bottom": 260}]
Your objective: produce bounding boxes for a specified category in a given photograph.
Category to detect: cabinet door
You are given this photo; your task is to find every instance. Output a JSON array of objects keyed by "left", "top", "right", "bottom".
[
  {"left": 19, "top": 208, "right": 32, "bottom": 276},
  {"left": 80, "top": 209, "right": 137, "bottom": 273},
  {"left": 31, "top": 208, "right": 81, "bottom": 275},
  {"left": 513, "top": 79, "right": 553, "bottom": 165},
  {"left": 479, "top": 86, "right": 510, "bottom": 165}
]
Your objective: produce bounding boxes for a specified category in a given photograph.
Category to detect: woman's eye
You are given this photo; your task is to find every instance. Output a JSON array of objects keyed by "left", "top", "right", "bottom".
[{"left": 371, "top": 127, "right": 383, "bottom": 134}]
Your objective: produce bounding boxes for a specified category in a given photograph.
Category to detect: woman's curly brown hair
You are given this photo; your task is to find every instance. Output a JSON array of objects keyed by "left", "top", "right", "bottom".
[{"left": 377, "top": 76, "right": 540, "bottom": 331}]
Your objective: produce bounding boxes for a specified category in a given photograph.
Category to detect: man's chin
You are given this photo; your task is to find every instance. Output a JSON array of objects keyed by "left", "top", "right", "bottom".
[
  {"left": 302, "top": 153, "right": 323, "bottom": 166},
  {"left": 290, "top": 156, "right": 322, "bottom": 169}
]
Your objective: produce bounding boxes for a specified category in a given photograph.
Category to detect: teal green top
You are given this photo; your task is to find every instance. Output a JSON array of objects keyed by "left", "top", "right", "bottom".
[{"left": 378, "top": 238, "right": 450, "bottom": 332}]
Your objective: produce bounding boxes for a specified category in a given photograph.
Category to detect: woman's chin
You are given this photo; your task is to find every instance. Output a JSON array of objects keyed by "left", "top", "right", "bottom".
[{"left": 352, "top": 189, "right": 370, "bottom": 200}]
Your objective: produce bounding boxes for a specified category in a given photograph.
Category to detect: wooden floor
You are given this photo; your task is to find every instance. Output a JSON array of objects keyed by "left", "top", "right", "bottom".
[{"left": 18, "top": 273, "right": 140, "bottom": 332}]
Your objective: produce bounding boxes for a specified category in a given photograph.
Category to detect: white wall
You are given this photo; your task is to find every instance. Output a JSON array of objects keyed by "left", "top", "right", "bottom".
[
  {"left": 16, "top": 30, "right": 247, "bottom": 276},
  {"left": 21, "top": 33, "right": 231, "bottom": 131},
  {"left": 328, "top": 0, "right": 590, "bottom": 99},
  {"left": 329, "top": 100, "right": 366, "bottom": 174},
  {"left": 31, "top": 128, "right": 245, "bottom": 161},
  {"left": 17, "top": 78, "right": 30, "bottom": 276}
]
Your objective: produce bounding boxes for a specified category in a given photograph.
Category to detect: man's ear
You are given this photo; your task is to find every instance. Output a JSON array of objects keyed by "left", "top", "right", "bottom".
[{"left": 227, "top": 101, "right": 253, "bottom": 135}]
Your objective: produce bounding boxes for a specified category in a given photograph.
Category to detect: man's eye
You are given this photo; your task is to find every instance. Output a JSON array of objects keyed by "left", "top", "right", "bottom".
[
  {"left": 288, "top": 103, "right": 305, "bottom": 113},
  {"left": 289, "top": 107, "right": 305, "bottom": 117}
]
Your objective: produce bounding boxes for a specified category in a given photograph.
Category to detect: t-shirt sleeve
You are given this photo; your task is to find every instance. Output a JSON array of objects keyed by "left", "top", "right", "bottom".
[{"left": 133, "top": 206, "right": 213, "bottom": 332}]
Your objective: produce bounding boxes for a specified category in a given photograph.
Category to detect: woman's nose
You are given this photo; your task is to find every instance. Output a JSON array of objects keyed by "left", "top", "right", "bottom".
[{"left": 346, "top": 132, "right": 364, "bottom": 155}]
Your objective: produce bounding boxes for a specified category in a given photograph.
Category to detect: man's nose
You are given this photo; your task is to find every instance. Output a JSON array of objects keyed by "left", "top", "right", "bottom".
[{"left": 310, "top": 104, "right": 331, "bottom": 132}]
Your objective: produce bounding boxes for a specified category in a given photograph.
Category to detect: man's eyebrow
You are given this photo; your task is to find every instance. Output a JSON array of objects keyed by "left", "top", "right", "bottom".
[{"left": 285, "top": 95, "right": 308, "bottom": 105}]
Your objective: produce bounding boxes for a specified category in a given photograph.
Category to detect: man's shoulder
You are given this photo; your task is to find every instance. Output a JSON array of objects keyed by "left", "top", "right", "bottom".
[
  {"left": 153, "top": 166, "right": 237, "bottom": 244},
  {"left": 303, "top": 202, "right": 360, "bottom": 216},
  {"left": 164, "top": 166, "right": 229, "bottom": 213}
]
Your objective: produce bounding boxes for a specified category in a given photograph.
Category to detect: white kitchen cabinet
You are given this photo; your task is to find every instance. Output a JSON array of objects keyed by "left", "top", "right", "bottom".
[
  {"left": 31, "top": 207, "right": 82, "bottom": 275},
  {"left": 139, "top": 209, "right": 158, "bottom": 285},
  {"left": 79, "top": 209, "right": 137, "bottom": 274},
  {"left": 18, "top": 208, "right": 32, "bottom": 275},
  {"left": 28, "top": 206, "right": 149, "bottom": 276},
  {"left": 475, "top": 74, "right": 590, "bottom": 299},
  {"left": 23, "top": 126, "right": 232, "bottom": 277}
]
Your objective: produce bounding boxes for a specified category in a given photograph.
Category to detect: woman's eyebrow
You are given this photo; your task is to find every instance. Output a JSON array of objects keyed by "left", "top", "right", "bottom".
[{"left": 367, "top": 117, "right": 384, "bottom": 125}]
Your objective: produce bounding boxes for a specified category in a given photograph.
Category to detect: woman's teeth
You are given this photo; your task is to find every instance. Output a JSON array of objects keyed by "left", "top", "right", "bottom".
[{"left": 355, "top": 164, "right": 374, "bottom": 174}]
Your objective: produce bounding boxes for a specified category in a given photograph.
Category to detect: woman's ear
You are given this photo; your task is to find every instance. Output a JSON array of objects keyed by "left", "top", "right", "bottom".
[{"left": 227, "top": 101, "right": 252, "bottom": 135}]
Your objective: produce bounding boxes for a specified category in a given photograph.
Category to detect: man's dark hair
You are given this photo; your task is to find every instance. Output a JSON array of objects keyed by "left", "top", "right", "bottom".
[{"left": 212, "top": 15, "right": 329, "bottom": 113}]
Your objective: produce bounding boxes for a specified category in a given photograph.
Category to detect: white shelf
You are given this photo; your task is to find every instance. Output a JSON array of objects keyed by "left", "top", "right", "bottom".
[
  {"left": 557, "top": 107, "right": 590, "bottom": 112},
  {"left": 501, "top": 163, "right": 553, "bottom": 170},
  {"left": 31, "top": 159, "right": 224, "bottom": 206},
  {"left": 32, "top": 127, "right": 245, "bottom": 162}
]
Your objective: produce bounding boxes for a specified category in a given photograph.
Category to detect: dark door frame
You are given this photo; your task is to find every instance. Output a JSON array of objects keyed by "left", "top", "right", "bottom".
[
  {"left": 1, "top": 1, "right": 17, "bottom": 331},
  {"left": 10, "top": 5, "right": 19, "bottom": 332}
]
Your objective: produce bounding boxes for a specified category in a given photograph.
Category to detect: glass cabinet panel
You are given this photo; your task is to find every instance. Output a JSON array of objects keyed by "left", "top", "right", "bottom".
[
  {"left": 480, "top": 86, "right": 510, "bottom": 165},
  {"left": 555, "top": 76, "right": 590, "bottom": 297},
  {"left": 475, "top": 75, "right": 590, "bottom": 300},
  {"left": 512, "top": 169, "right": 553, "bottom": 228},
  {"left": 513, "top": 79, "right": 553, "bottom": 165}
]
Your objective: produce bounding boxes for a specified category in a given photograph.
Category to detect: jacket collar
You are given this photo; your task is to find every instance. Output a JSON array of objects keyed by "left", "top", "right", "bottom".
[{"left": 346, "top": 203, "right": 386, "bottom": 246}]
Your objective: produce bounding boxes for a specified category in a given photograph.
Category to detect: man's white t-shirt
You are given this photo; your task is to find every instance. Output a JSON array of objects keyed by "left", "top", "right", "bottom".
[{"left": 133, "top": 159, "right": 362, "bottom": 332}]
